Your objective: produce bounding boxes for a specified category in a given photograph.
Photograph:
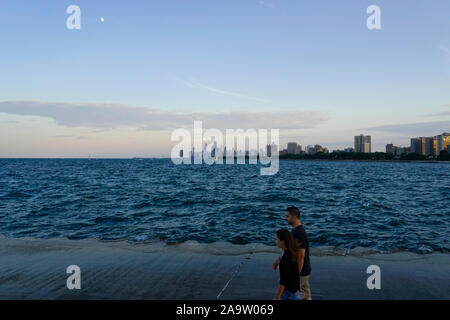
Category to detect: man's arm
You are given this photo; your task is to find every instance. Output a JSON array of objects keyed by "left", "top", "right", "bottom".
[{"left": 297, "top": 248, "right": 305, "bottom": 274}]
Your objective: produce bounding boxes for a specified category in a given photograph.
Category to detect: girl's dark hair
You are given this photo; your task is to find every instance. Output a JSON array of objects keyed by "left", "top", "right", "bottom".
[{"left": 276, "top": 229, "right": 298, "bottom": 263}]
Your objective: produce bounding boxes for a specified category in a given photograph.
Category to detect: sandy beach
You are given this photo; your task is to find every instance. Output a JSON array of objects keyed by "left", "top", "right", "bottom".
[{"left": 0, "top": 237, "right": 449, "bottom": 300}]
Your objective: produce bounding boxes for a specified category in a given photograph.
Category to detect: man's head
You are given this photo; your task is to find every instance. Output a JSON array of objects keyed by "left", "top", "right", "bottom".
[{"left": 285, "top": 206, "right": 300, "bottom": 226}]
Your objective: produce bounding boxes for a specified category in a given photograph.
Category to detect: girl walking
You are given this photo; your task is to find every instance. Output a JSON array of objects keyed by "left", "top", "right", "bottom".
[{"left": 273, "top": 229, "right": 301, "bottom": 300}]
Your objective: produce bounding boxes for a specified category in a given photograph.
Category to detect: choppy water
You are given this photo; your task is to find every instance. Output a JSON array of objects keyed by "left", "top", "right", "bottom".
[{"left": 0, "top": 159, "right": 449, "bottom": 254}]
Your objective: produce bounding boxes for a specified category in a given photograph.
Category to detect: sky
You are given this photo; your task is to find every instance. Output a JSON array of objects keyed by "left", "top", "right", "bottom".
[{"left": 0, "top": 0, "right": 449, "bottom": 157}]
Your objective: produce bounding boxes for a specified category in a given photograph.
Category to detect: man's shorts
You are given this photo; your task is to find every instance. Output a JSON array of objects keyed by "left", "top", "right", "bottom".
[{"left": 299, "top": 274, "right": 311, "bottom": 299}]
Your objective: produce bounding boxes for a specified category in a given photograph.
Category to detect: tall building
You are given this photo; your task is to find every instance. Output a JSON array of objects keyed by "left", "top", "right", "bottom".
[
  {"left": 266, "top": 143, "right": 277, "bottom": 157},
  {"left": 266, "top": 144, "right": 272, "bottom": 157},
  {"left": 386, "top": 144, "right": 396, "bottom": 154},
  {"left": 354, "top": 135, "right": 371, "bottom": 153},
  {"left": 211, "top": 141, "right": 217, "bottom": 158},
  {"left": 287, "top": 142, "right": 298, "bottom": 155},
  {"left": 410, "top": 137, "right": 434, "bottom": 156},
  {"left": 425, "top": 137, "right": 434, "bottom": 156},
  {"left": 271, "top": 142, "right": 278, "bottom": 156},
  {"left": 437, "top": 133, "right": 450, "bottom": 154},
  {"left": 410, "top": 138, "right": 420, "bottom": 154},
  {"left": 433, "top": 138, "right": 438, "bottom": 157}
]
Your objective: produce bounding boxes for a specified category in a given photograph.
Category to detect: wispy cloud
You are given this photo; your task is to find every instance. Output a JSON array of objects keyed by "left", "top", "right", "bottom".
[
  {"left": 424, "top": 104, "right": 450, "bottom": 117},
  {"left": 425, "top": 111, "right": 450, "bottom": 118},
  {"left": 176, "top": 78, "right": 268, "bottom": 103},
  {"left": 49, "top": 134, "right": 89, "bottom": 140},
  {"left": 50, "top": 135, "right": 74, "bottom": 139},
  {"left": 0, "top": 100, "right": 330, "bottom": 130},
  {"left": 258, "top": 1, "right": 276, "bottom": 9},
  {"left": 361, "top": 120, "right": 450, "bottom": 136}
]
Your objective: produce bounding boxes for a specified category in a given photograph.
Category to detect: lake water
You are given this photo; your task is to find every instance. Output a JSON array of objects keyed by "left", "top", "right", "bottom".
[{"left": 0, "top": 159, "right": 449, "bottom": 254}]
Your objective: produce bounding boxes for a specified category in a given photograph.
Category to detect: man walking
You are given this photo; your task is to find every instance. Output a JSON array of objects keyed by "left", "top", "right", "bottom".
[{"left": 273, "top": 206, "right": 312, "bottom": 300}]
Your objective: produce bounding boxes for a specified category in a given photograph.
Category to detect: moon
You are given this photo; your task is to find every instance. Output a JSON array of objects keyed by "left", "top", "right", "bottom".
[{"left": 100, "top": 17, "right": 105, "bottom": 23}]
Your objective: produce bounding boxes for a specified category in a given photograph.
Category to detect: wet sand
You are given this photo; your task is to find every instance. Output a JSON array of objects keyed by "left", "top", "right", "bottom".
[{"left": 0, "top": 237, "right": 449, "bottom": 300}]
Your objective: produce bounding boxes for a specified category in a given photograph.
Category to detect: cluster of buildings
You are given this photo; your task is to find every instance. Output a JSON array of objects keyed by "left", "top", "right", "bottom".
[
  {"left": 183, "top": 141, "right": 280, "bottom": 159},
  {"left": 278, "top": 142, "right": 329, "bottom": 156},
  {"left": 385, "top": 144, "right": 410, "bottom": 156},
  {"left": 179, "top": 132, "right": 450, "bottom": 159},
  {"left": 280, "top": 132, "right": 450, "bottom": 158},
  {"left": 386, "top": 132, "right": 450, "bottom": 157}
]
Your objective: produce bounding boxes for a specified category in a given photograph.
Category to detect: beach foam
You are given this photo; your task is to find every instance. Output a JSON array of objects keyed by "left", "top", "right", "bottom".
[{"left": 0, "top": 236, "right": 429, "bottom": 257}]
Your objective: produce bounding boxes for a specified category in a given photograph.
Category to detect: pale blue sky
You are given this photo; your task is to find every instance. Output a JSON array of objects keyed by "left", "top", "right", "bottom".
[{"left": 0, "top": 0, "right": 449, "bottom": 157}]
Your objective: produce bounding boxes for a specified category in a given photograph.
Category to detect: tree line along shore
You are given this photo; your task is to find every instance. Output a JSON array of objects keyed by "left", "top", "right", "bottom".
[{"left": 279, "top": 150, "right": 450, "bottom": 161}]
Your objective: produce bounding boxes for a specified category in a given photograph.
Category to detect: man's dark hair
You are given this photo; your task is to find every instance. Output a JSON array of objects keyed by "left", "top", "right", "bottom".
[{"left": 286, "top": 206, "right": 300, "bottom": 219}]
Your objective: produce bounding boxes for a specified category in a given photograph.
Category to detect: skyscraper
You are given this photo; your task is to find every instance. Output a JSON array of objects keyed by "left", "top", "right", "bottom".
[
  {"left": 433, "top": 138, "right": 438, "bottom": 157},
  {"left": 437, "top": 133, "right": 450, "bottom": 154},
  {"left": 410, "top": 138, "right": 420, "bottom": 154},
  {"left": 287, "top": 142, "right": 298, "bottom": 155},
  {"left": 354, "top": 135, "right": 371, "bottom": 153},
  {"left": 410, "top": 137, "right": 435, "bottom": 156},
  {"left": 424, "top": 137, "right": 434, "bottom": 156},
  {"left": 266, "top": 144, "right": 272, "bottom": 157}
]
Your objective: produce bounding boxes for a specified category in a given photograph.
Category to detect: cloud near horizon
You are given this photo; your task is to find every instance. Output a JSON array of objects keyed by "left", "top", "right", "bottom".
[
  {"left": 361, "top": 120, "right": 450, "bottom": 136},
  {"left": 0, "top": 101, "right": 330, "bottom": 131},
  {"left": 425, "top": 111, "right": 450, "bottom": 117}
]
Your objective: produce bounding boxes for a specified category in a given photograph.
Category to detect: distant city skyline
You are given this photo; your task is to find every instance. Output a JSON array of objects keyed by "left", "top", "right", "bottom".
[
  {"left": 1, "top": 1, "right": 450, "bottom": 157},
  {"left": 280, "top": 132, "right": 449, "bottom": 157}
]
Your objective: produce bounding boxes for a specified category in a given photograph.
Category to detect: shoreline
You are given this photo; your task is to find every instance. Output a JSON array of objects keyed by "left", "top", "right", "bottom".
[
  {"left": 279, "top": 158, "right": 450, "bottom": 163},
  {"left": 1, "top": 157, "right": 449, "bottom": 163},
  {"left": 0, "top": 237, "right": 449, "bottom": 300},
  {"left": 277, "top": 157, "right": 450, "bottom": 163}
]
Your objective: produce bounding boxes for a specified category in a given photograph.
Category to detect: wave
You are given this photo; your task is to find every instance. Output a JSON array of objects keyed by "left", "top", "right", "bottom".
[
  {"left": 0, "top": 235, "right": 443, "bottom": 257},
  {"left": 168, "top": 241, "right": 396, "bottom": 256}
]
